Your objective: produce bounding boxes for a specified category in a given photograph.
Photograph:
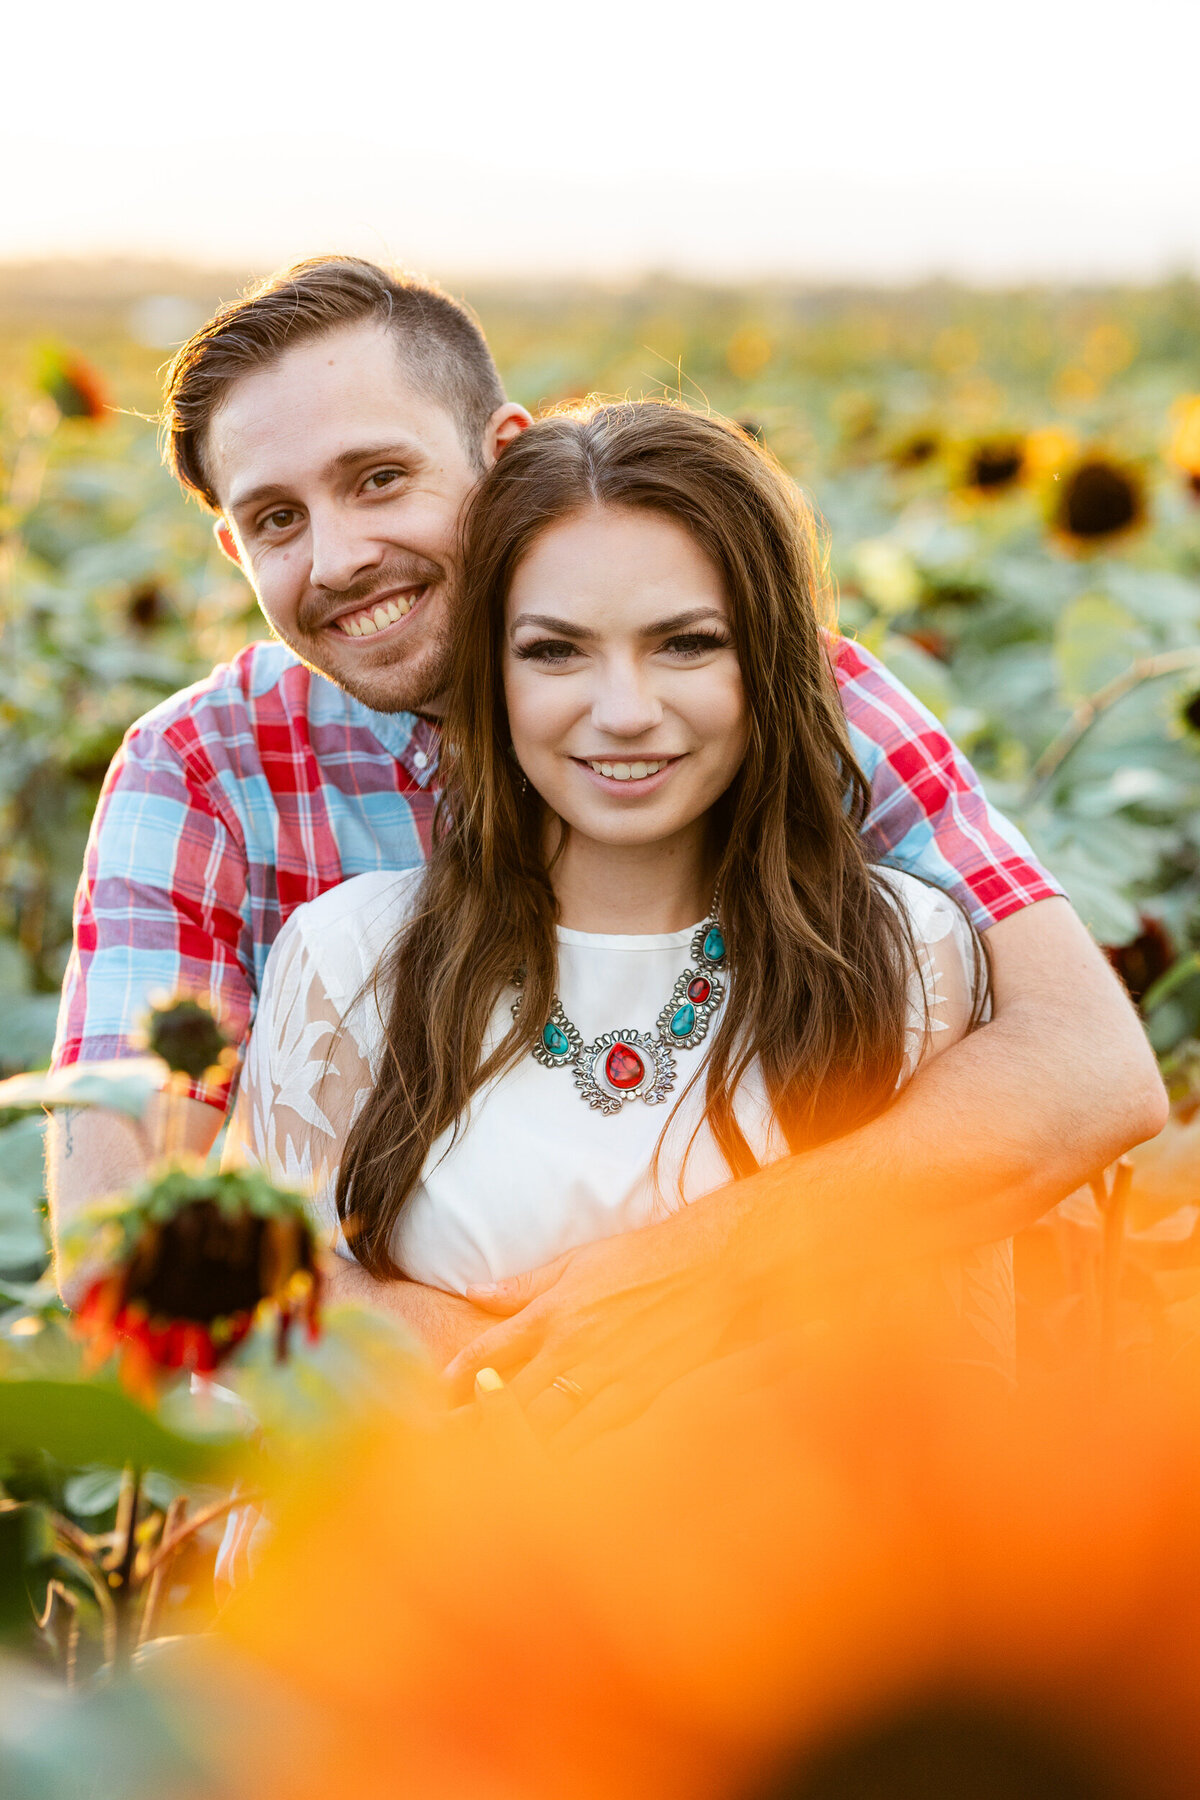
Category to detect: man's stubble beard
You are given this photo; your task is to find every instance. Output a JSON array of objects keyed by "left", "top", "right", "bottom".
[{"left": 284, "top": 556, "right": 456, "bottom": 718}]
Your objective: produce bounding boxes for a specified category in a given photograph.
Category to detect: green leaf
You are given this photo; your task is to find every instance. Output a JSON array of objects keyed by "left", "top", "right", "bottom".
[
  {"left": 0, "top": 1380, "right": 247, "bottom": 1482},
  {"left": 1054, "top": 594, "right": 1147, "bottom": 706},
  {"left": 0, "top": 1058, "right": 164, "bottom": 1121}
]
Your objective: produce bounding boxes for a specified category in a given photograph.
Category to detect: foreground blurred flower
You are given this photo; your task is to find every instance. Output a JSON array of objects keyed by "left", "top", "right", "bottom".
[
  {"left": 1107, "top": 916, "right": 1175, "bottom": 1006},
  {"left": 1053, "top": 455, "right": 1146, "bottom": 547},
  {"left": 68, "top": 1167, "right": 321, "bottom": 1393},
  {"left": 35, "top": 346, "right": 112, "bottom": 422},
  {"left": 959, "top": 435, "right": 1025, "bottom": 495},
  {"left": 205, "top": 1323, "right": 1200, "bottom": 1800}
]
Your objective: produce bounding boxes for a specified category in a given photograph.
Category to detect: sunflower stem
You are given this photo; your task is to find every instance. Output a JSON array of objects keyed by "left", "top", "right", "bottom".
[
  {"left": 110, "top": 1463, "right": 143, "bottom": 1673},
  {"left": 1023, "top": 648, "right": 1200, "bottom": 810}
]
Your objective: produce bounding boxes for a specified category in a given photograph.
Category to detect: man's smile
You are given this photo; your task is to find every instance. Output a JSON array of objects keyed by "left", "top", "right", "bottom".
[{"left": 324, "top": 584, "right": 431, "bottom": 641}]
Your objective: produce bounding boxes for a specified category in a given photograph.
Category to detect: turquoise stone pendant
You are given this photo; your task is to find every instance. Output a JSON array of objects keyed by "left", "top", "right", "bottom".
[
  {"left": 691, "top": 913, "right": 727, "bottom": 969},
  {"left": 670, "top": 1002, "right": 696, "bottom": 1038},
  {"left": 527, "top": 999, "right": 583, "bottom": 1069},
  {"left": 657, "top": 964, "right": 725, "bottom": 1051}
]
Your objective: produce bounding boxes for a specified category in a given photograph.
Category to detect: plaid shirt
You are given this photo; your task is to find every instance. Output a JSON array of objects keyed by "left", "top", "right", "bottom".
[{"left": 53, "top": 637, "right": 1061, "bottom": 1110}]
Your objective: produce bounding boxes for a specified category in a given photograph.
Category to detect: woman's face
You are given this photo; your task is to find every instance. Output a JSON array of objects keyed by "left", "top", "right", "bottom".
[{"left": 503, "top": 504, "right": 748, "bottom": 851}]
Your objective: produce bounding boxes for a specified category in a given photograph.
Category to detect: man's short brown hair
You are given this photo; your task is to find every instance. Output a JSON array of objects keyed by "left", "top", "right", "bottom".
[{"left": 161, "top": 256, "right": 507, "bottom": 510}]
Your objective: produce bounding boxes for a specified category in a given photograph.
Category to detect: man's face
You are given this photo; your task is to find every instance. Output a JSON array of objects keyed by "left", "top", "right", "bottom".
[{"left": 206, "top": 323, "right": 520, "bottom": 715}]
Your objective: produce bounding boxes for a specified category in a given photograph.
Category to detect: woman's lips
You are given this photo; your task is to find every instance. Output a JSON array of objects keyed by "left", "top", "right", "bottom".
[{"left": 572, "top": 755, "right": 683, "bottom": 794}]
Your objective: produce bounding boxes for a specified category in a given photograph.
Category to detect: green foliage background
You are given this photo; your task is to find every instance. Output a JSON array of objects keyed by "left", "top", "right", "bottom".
[{"left": 2, "top": 262, "right": 1200, "bottom": 1286}]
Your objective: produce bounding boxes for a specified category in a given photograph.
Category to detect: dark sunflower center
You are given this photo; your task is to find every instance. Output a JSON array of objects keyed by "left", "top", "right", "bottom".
[
  {"left": 125, "top": 1200, "right": 270, "bottom": 1322},
  {"left": 969, "top": 444, "right": 1023, "bottom": 489},
  {"left": 752, "top": 1698, "right": 1127, "bottom": 1800},
  {"left": 1106, "top": 920, "right": 1173, "bottom": 1005},
  {"left": 1059, "top": 461, "right": 1139, "bottom": 538}
]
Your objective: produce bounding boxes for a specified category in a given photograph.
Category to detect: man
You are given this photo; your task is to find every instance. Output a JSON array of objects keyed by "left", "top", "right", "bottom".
[{"left": 50, "top": 257, "right": 1166, "bottom": 1411}]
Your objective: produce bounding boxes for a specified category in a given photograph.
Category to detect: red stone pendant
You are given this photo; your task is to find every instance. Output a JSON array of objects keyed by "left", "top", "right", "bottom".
[
  {"left": 686, "top": 975, "right": 713, "bottom": 1004},
  {"left": 605, "top": 1042, "right": 646, "bottom": 1090}
]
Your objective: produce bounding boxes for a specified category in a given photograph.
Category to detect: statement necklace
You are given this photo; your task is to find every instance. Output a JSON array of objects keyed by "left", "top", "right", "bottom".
[{"left": 514, "top": 906, "right": 727, "bottom": 1116}]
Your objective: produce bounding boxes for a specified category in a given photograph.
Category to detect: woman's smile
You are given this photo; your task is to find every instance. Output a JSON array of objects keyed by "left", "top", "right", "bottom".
[{"left": 571, "top": 753, "right": 684, "bottom": 793}]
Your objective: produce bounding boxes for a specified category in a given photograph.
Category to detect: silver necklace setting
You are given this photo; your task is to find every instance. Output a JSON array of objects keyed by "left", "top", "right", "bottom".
[{"left": 514, "top": 910, "right": 727, "bottom": 1116}]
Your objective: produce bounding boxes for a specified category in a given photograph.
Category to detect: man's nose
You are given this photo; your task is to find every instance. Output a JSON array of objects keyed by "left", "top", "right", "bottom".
[
  {"left": 590, "top": 660, "right": 664, "bottom": 737},
  {"left": 307, "top": 504, "right": 386, "bottom": 593}
]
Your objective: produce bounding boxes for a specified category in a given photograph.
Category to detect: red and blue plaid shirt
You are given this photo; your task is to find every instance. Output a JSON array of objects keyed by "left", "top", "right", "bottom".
[{"left": 53, "top": 637, "right": 1061, "bottom": 1110}]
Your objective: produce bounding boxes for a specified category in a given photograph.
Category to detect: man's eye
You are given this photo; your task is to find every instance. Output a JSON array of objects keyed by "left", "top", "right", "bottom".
[
  {"left": 262, "top": 509, "right": 298, "bottom": 533},
  {"left": 365, "top": 469, "right": 403, "bottom": 491}
]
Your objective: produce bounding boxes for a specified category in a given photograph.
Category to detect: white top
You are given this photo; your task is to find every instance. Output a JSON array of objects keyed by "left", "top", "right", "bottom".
[{"left": 228, "top": 868, "right": 1013, "bottom": 1362}]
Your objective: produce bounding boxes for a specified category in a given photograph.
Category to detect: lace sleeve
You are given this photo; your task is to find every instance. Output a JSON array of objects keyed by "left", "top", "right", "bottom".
[
  {"left": 223, "top": 917, "right": 382, "bottom": 1248},
  {"left": 899, "top": 884, "right": 985, "bottom": 1085}
]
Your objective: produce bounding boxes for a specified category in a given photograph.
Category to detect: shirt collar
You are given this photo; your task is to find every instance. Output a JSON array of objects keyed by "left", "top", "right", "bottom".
[{"left": 346, "top": 698, "right": 442, "bottom": 789}]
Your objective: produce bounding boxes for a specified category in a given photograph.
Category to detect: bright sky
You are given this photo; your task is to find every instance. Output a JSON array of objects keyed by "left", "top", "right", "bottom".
[{"left": 8, "top": 0, "right": 1199, "bottom": 280}]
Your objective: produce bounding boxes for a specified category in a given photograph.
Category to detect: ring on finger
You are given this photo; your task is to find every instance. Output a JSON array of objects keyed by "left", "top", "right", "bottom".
[{"left": 551, "top": 1374, "right": 587, "bottom": 1405}]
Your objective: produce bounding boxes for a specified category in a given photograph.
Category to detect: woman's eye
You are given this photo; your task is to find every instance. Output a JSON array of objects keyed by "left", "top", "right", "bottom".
[
  {"left": 514, "top": 638, "right": 580, "bottom": 664},
  {"left": 664, "top": 631, "right": 729, "bottom": 658}
]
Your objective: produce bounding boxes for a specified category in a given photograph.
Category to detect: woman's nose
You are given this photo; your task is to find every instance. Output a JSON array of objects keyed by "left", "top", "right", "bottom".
[{"left": 590, "top": 662, "right": 664, "bottom": 737}]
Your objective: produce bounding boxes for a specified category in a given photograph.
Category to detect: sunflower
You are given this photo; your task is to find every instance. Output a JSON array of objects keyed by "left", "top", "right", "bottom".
[
  {"left": 959, "top": 435, "right": 1026, "bottom": 496},
  {"left": 887, "top": 426, "right": 942, "bottom": 472},
  {"left": 1183, "top": 689, "right": 1200, "bottom": 737},
  {"left": 1166, "top": 396, "right": 1200, "bottom": 490},
  {"left": 35, "top": 346, "right": 111, "bottom": 422},
  {"left": 66, "top": 1166, "right": 321, "bottom": 1394},
  {"left": 1106, "top": 916, "right": 1175, "bottom": 1007},
  {"left": 1053, "top": 455, "right": 1146, "bottom": 548}
]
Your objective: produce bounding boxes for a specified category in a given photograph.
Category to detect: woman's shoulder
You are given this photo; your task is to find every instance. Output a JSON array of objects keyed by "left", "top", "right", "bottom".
[
  {"left": 873, "top": 865, "right": 964, "bottom": 946},
  {"left": 267, "top": 868, "right": 425, "bottom": 1003}
]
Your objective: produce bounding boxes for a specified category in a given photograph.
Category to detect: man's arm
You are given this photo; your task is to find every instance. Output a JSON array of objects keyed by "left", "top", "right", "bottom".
[
  {"left": 47, "top": 1097, "right": 223, "bottom": 1286},
  {"left": 47, "top": 1095, "right": 487, "bottom": 1366},
  {"left": 445, "top": 899, "right": 1168, "bottom": 1421}
]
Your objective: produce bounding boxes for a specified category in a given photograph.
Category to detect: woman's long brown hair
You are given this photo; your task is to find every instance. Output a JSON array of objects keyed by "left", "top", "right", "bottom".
[{"left": 336, "top": 401, "right": 973, "bottom": 1276}]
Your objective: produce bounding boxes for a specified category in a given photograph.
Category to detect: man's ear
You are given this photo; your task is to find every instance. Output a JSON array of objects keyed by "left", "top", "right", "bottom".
[
  {"left": 484, "top": 403, "right": 533, "bottom": 466},
  {"left": 213, "top": 519, "right": 242, "bottom": 567}
]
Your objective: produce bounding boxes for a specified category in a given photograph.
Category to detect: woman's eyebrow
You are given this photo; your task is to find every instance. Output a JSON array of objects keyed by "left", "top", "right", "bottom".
[
  {"left": 508, "top": 606, "right": 726, "bottom": 639},
  {"left": 642, "top": 607, "right": 727, "bottom": 635},
  {"left": 509, "top": 613, "right": 596, "bottom": 638}
]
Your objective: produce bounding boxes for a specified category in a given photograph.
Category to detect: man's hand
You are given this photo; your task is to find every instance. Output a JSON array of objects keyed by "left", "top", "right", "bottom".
[
  {"left": 447, "top": 898, "right": 1168, "bottom": 1436},
  {"left": 445, "top": 1210, "right": 732, "bottom": 1443}
]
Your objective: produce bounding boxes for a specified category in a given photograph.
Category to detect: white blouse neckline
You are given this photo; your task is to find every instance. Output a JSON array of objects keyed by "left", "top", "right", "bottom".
[{"left": 554, "top": 920, "right": 704, "bottom": 951}]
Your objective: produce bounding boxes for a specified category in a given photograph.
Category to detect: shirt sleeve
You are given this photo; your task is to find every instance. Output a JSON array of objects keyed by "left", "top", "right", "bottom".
[
  {"left": 833, "top": 635, "right": 1064, "bottom": 933},
  {"left": 52, "top": 718, "right": 254, "bottom": 1111}
]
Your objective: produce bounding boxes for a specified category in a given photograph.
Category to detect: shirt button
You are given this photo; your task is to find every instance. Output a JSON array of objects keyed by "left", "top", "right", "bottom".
[{"left": 412, "top": 750, "right": 428, "bottom": 770}]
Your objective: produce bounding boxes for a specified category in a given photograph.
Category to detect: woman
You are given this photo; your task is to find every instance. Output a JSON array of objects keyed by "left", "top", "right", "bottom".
[{"left": 230, "top": 402, "right": 1006, "bottom": 1358}]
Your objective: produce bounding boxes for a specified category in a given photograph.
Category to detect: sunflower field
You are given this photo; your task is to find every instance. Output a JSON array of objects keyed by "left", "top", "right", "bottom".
[{"left": 1, "top": 265, "right": 1199, "bottom": 1795}]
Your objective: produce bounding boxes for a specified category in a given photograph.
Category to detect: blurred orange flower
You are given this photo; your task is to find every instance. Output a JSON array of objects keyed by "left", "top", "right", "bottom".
[{"left": 206, "top": 1316, "right": 1200, "bottom": 1800}]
